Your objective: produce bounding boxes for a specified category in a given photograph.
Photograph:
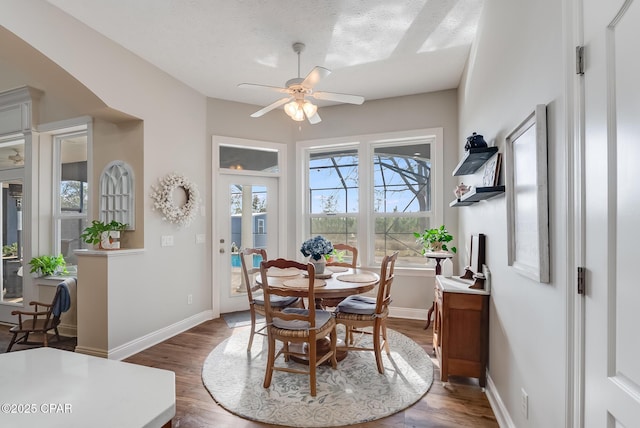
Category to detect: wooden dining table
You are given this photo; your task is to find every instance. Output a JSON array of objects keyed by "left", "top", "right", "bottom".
[
  {"left": 258, "top": 265, "right": 379, "bottom": 307},
  {"left": 256, "top": 265, "right": 380, "bottom": 362}
]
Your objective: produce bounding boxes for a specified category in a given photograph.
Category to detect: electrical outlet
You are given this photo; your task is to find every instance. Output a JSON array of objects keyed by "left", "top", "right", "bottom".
[
  {"left": 161, "top": 235, "right": 174, "bottom": 247},
  {"left": 521, "top": 388, "right": 529, "bottom": 419},
  {"left": 187, "top": 294, "right": 193, "bottom": 305},
  {"left": 196, "top": 234, "right": 205, "bottom": 244}
]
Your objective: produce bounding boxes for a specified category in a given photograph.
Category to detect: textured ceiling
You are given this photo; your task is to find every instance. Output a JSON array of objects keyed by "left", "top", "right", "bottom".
[{"left": 45, "top": 0, "right": 484, "bottom": 109}]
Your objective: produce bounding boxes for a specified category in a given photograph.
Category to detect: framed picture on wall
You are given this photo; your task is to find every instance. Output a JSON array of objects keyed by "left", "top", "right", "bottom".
[{"left": 505, "top": 104, "right": 549, "bottom": 283}]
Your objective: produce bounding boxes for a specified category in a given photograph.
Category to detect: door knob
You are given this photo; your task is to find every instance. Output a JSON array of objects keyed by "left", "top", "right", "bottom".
[{"left": 219, "top": 248, "right": 225, "bottom": 254}]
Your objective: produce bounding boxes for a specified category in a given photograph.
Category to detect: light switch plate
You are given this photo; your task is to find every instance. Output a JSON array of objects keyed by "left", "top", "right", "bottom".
[{"left": 161, "top": 235, "right": 174, "bottom": 247}]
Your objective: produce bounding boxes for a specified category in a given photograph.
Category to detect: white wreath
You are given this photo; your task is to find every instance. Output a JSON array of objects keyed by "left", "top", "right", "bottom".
[{"left": 150, "top": 173, "right": 200, "bottom": 227}]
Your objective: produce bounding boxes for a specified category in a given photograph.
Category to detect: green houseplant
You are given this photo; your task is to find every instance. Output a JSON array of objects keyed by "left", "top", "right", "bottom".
[
  {"left": 414, "top": 225, "right": 457, "bottom": 254},
  {"left": 2, "top": 242, "right": 18, "bottom": 257},
  {"left": 29, "top": 254, "right": 68, "bottom": 277},
  {"left": 81, "top": 220, "right": 128, "bottom": 249}
]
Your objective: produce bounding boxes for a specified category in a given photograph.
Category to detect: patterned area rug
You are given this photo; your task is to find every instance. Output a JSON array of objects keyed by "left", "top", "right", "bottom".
[
  {"left": 202, "top": 326, "right": 433, "bottom": 427},
  {"left": 222, "top": 310, "right": 264, "bottom": 328}
]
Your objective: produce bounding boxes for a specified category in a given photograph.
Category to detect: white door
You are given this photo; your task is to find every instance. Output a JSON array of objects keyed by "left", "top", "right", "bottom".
[
  {"left": 583, "top": 0, "right": 640, "bottom": 425},
  {"left": 216, "top": 174, "right": 279, "bottom": 314}
]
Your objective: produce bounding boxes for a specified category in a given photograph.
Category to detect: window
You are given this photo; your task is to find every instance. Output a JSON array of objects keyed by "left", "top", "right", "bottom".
[
  {"left": 100, "top": 161, "right": 135, "bottom": 227},
  {"left": 54, "top": 131, "right": 89, "bottom": 265},
  {"left": 300, "top": 129, "right": 443, "bottom": 267}
]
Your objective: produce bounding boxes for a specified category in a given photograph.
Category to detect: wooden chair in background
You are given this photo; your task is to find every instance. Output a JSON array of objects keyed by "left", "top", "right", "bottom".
[
  {"left": 6, "top": 281, "right": 71, "bottom": 352},
  {"left": 259, "top": 258, "right": 337, "bottom": 396},
  {"left": 326, "top": 243, "right": 358, "bottom": 269},
  {"left": 240, "top": 248, "right": 302, "bottom": 352},
  {"left": 334, "top": 251, "right": 398, "bottom": 374}
]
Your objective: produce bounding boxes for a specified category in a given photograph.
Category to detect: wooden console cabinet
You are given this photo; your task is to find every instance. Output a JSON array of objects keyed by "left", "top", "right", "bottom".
[{"left": 433, "top": 275, "right": 489, "bottom": 386}]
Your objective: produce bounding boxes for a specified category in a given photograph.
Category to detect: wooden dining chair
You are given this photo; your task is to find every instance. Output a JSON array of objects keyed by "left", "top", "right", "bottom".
[
  {"left": 326, "top": 243, "right": 358, "bottom": 268},
  {"left": 240, "top": 248, "right": 303, "bottom": 352},
  {"left": 334, "top": 251, "right": 398, "bottom": 374},
  {"left": 6, "top": 280, "right": 71, "bottom": 352},
  {"left": 259, "top": 258, "right": 337, "bottom": 396}
]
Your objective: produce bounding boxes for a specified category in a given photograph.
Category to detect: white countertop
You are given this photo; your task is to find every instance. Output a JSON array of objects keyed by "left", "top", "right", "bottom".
[
  {"left": 436, "top": 275, "right": 491, "bottom": 295},
  {"left": 0, "top": 348, "right": 175, "bottom": 428}
]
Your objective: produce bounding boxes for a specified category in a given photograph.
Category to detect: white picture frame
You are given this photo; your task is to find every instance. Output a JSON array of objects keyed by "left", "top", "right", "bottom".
[{"left": 505, "top": 105, "right": 549, "bottom": 283}]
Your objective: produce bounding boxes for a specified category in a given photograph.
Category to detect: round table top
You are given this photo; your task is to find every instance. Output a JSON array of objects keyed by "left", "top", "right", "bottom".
[
  {"left": 257, "top": 267, "right": 379, "bottom": 299},
  {"left": 423, "top": 251, "right": 454, "bottom": 259}
]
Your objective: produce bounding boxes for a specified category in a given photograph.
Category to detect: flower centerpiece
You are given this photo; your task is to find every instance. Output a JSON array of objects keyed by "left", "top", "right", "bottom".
[{"left": 300, "top": 235, "right": 334, "bottom": 274}]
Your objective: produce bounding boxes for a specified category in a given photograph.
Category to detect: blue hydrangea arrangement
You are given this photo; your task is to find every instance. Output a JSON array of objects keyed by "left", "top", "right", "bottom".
[{"left": 300, "top": 236, "right": 334, "bottom": 261}]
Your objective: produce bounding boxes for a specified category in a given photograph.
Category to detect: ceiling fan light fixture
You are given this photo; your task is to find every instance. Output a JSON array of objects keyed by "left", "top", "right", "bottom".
[
  {"left": 242, "top": 42, "right": 362, "bottom": 124},
  {"left": 284, "top": 100, "right": 308, "bottom": 122},
  {"left": 302, "top": 101, "right": 317, "bottom": 118}
]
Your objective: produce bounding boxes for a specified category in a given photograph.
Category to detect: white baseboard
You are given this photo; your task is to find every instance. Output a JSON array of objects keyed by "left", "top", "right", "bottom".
[
  {"left": 58, "top": 323, "right": 77, "bottom": 338},
  {"left": 76, "top": 310, "right": 214, "bottom": 360},
  {"left": 75, "top": 345, "right": 108, "bottom": 358},
  {"left": 389, "top": 306, "right": 428, "bottom": 320},
  {"left": 485, "top": 371, "right": 516, "bottom": 428}
]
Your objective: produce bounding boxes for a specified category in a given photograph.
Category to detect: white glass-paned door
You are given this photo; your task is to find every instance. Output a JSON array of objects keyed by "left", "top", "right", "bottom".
[{"left": 217, "top": 175, "right": 278, "bottom": 314}]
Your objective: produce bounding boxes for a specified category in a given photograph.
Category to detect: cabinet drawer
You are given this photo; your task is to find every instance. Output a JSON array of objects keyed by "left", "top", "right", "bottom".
[{"left": 444, "top": 292, "right": 484, "bottom": 311}]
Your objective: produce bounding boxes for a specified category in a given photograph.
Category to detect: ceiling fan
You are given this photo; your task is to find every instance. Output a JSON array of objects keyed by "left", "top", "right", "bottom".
[
  {"left": 8, "top": 149, "right": 24, "bottom": 165},
  {"left": 238, "top": 42, "right": 365, "bottom": 124}
]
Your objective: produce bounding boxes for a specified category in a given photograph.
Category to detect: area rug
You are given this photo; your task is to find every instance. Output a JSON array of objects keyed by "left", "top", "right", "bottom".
[
  {"left": 222, "top": 310, "right": 264, "bottom": 328},
  {"left": 202, "top": 326, "right": 433, "bottom": 427}
]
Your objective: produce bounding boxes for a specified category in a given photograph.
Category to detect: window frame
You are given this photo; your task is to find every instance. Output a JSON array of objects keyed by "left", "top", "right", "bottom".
[
  {"left": 52, "top": 125, "right": 91, "bottom": 264},
  {"left": 297, "top": 128, "right": 444, "bottom": 268}
]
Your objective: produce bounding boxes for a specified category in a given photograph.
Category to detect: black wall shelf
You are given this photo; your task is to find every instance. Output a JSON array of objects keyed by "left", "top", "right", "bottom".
[
  {"left": 450, "top": 186, "right": 505, "bottom": 207},
  {"left": 452, "top": 147, "right": 499, "bottom": 176}
]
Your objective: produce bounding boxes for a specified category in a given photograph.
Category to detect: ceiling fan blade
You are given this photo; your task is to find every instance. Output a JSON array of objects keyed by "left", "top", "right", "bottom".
[
  {"left": 301, "top": 66, "right": 331, "bottom": 89},
  {"left": 306, "top": 110, "right": 322, "bottom": 124},
  {"left": 312, "top": 91, "right": 365, "bottom": 105},
  {"left": 250, "top": 97, "right": 292, "bottom": 118},
  {"left": 238, "top": 83, "right": 290, "bottom": 94}
]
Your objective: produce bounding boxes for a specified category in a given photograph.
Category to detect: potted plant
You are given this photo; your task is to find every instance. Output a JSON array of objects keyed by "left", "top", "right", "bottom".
[
  {"left": 29, "top": 254, "right": 68, "bottom": 277},
  {"left": 414, "top": 225, "right": 457, "bottom": 254},
  {"left": 300, "top": 235, "right": 334, "bottom": 274},
  {"left": 81, "top": 220, "right": 128, "bottom": 249},
  {"left": 2, "top": 242, "right": 18, "bottom": 257}
]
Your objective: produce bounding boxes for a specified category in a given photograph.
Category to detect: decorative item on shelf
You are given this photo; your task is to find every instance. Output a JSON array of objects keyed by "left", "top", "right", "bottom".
[
  {"left": 414, "top": 225, "right": 457, "bottom": 255},
  {"left": 300, "top": 235, "right": 334, "bottom": 275},
  {"left": 28, "top": 254, "right": 68, "bottom": 277},
  {"left": 150, "top": 173, "right": 200, "bottom": 227},
  {"left": 454, "top": 183, "right": 471, "bottom": 200},
  {"left": 482, "top": 153, "right": 502, "bottom": 187},
  {"left": 441, "top": 258, "right": 454, "bottom": 277},
  {"left": 81, "top": 220, "right": 128, "bottom": 250},
  {"left": 464, "top": 132, "right": 488, "bottom": 151},
  {"left": 470, "top": 272, "right": 486, "bottom": 290}
]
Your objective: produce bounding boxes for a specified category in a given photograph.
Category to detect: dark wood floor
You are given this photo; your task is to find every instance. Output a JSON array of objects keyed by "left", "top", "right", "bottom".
[{"left": 0, "top": 317, "right": 497, "bottom": 428}]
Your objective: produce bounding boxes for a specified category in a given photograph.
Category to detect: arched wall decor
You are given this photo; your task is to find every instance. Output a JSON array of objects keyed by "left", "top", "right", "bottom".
[
  {"left": 100, "top": 160, "right": 135, "bottom": 229},
  {"left": 150, "top": 172, "right": 200, "bottom": 227}
]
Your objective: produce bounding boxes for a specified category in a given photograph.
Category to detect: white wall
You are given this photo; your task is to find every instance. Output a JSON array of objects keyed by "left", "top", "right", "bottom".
[
  {"left": 458, "top": 0, "right": 568, "bottom": 426},
  {"left": 2, "top": 1, "right": 212, "bottom": 346}
]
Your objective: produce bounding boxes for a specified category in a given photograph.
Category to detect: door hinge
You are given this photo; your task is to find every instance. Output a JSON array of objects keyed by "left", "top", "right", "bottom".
[
  {"left": 576, "top": 46, "right": 585, "bottom": 75},
  {"left": 577, "top": 267, "right": 586, "bottom": 295}
]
